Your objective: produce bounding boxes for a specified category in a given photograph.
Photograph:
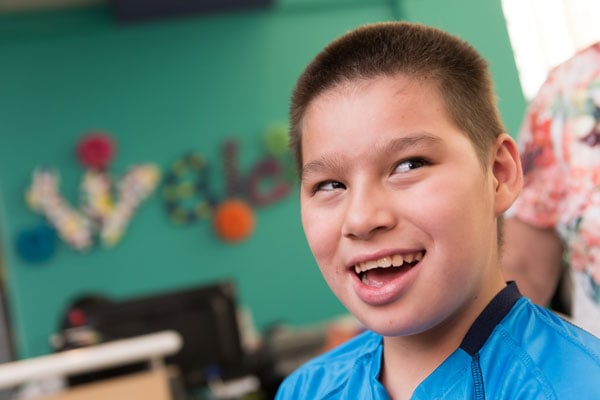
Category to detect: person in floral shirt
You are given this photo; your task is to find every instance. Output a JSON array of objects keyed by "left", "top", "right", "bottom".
[{"left": 503, "top": 42, "right": 600, "bottom": 337}]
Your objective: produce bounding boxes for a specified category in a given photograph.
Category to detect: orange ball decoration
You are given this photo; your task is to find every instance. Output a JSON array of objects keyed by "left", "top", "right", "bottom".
[{"left": 213, "top": 199, "right": 256, "bottom": 242}]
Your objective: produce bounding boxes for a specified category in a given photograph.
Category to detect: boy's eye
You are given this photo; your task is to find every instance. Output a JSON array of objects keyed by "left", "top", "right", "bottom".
[
  {"left": 315, "top": 180, "right": 346, "bottom": 192},
  {"left": 393, "top": 158, "right": 428, "bottom": 173}
]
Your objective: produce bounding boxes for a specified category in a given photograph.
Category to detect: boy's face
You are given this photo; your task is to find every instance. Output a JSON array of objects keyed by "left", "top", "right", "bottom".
[{"left": 299, "top": 75, "right": 507, "bottom": 338}]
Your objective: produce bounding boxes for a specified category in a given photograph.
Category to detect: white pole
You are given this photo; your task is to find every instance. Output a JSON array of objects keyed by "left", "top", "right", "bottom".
[{"left": 0, "top": 330, "right": 182, "bottom": 390}]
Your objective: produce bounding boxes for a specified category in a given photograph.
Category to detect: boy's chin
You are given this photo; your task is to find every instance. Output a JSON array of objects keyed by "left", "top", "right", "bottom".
[{"left": 349, "top": 303, "right": 450, "bottom": 339}]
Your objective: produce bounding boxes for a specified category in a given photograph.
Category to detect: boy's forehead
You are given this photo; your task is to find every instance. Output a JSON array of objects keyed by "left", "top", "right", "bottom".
[
  {"left": 304, "top": 74, "right": 449, "bottom": 130},
  {"left": 306, "top": 74, "right": 451, "bottom": 124},
  {"left": 299, "top": 74, "right": 488, "bottom": 169}
]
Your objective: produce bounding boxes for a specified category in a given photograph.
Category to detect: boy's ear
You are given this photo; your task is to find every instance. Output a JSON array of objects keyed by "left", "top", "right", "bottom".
[{"left": 491, "top": 133, "right": 523, "bottom": 214}]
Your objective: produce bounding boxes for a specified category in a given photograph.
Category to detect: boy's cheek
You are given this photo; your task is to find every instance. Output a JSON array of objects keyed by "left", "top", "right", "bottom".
[
  {"left": 303, "top": 218, "right": 337, "bottom": 263},
  {"left": 304, "top": 225, "right": 331, "bottom": 256}
]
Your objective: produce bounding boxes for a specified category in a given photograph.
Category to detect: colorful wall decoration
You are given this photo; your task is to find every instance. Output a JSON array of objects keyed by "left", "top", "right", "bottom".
[
  {"left": 162, "top": 123, "right": 295, "bottom": 243},
  {"left": 21, "top": 132, "right": 161, "bottom": 258},
  {"left": 19, "top": 124, "right": 295, "bottom": 260}
]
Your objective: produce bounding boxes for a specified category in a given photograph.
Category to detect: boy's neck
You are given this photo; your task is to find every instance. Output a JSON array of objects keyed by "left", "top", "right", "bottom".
[{"left": 380, "top": 277, "right": 506, "bottom": 400}]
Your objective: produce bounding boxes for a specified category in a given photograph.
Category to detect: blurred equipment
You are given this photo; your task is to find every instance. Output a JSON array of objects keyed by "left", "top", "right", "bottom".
[
  {"left": 52, "top": 281, "right": 256, "bottom": 398},
  {"left": 55, "top": 281, "right": 252, "bottom": 393}
]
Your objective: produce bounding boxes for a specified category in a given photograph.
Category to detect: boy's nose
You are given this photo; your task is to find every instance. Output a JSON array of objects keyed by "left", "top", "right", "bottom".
[{"left": 341, "top": 185, "right": 396, "bottom": 240}]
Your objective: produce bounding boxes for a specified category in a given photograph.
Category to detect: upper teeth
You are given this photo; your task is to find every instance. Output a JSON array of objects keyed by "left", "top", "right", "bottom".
[{"left": 354, "top": 251, "right": 424, "bottom": 274}]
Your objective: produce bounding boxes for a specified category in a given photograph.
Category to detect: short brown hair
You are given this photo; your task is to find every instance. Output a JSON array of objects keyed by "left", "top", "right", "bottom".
[{"left": 289, "top": 21, "right": 505, "bottom": 174}]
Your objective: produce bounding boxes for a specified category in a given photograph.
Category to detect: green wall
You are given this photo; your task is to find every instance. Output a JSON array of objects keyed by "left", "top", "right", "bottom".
[{"left": 0, "top": 0, "right": 526, "bottom": 359}]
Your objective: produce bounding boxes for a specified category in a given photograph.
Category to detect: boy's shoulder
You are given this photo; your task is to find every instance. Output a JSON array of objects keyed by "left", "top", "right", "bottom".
[
  {"left": 275, "top": 329, "right": 384, "bottom": 399},
  {"left": 496, "top": 297, "right": 600, "bottom": 360},
  {"left": 484, "top": 297, "right": 600, "bottom": 397}
]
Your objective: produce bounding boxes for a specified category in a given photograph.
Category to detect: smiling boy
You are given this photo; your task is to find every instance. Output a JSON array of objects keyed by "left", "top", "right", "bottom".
[{"left": 275, "top": 22, "right": 600, "bottom": 399}]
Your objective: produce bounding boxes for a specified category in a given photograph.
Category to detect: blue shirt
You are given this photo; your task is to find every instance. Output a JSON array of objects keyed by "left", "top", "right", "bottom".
[{"left": 275, "top": 283, "right": 600, "bottom": 399}]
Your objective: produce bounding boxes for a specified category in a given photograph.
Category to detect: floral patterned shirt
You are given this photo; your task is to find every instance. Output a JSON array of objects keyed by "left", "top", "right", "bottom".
[{"left": 511, "top": 42, "right": 600, "bottom": 336}]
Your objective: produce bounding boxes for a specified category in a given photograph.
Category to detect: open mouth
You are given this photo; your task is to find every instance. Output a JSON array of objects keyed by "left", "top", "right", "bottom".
[{"left": 354, "top": 251, "right": 425, "bottom": 286}]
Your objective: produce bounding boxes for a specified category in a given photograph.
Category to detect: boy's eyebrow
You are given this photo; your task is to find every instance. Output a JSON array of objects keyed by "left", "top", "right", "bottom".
[
  {"left": 301, "top": 133, "right": 443, "bottom": 178},
  {"left": 384, "top": 133, "right": 443, "bottom": 154},
  {"left": 301, "top": 155, "right": 345, "bottom": 180}
]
